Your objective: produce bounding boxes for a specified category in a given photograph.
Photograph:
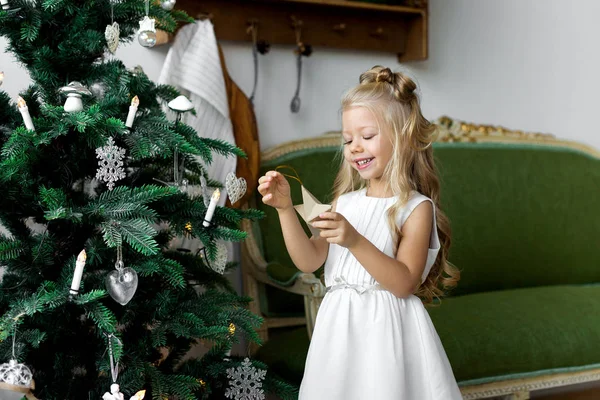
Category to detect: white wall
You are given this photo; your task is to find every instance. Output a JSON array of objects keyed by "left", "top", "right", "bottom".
[{"left": 3, "top": 0, "right": 600, "bottom": 151}]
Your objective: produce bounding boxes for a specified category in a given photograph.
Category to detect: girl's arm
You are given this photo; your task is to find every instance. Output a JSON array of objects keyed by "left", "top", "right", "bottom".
[
  {"left": 258, "top": 170, "right": 331, "bottom": 273},
  {"left": 277, "top": 201, "right": 333, "bottom": 273},
  {"left": 313, "top": 201, "right": 432, "bottom": 298}
]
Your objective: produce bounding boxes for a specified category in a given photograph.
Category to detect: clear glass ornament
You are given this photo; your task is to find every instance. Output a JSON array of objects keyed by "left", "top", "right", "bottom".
[
  {"left": 137, "top": 16, "right": 156, "bottom": 48},
  {"left": 106, "top": 252, "right": 138, "bottom": 306},
  {"left": 138, "top": 30, "right": 156, "bottom": 48}
]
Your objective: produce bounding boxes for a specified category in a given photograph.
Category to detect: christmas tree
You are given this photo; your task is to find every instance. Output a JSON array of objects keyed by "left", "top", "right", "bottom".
[{"left": 0, "top": 0, "right": 294, "bottom": 399}]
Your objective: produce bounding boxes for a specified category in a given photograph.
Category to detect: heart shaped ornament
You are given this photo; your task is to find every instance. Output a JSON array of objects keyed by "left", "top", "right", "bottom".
[
  {"left": 225, "top": 172, "right": 246, "bottom": 205},
  {"left": 211, "top": 242, "right": 228, "bottom": 274},
  {"left": 106, "top": 267, "right": 138, "bottom": 305},
  {"left": 105, "top": 22, "right": 120, "bottom": 54}
]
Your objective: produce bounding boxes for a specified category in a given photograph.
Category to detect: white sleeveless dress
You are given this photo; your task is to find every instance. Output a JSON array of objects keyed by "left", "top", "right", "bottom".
[{"left": 298, "top": 188, "right": 462, "bottom": 400}]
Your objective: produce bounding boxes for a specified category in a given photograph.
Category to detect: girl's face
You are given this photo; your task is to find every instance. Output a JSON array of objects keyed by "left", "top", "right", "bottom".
[{"left": 342, "top": 106, "right": 393, "bottom": 185}]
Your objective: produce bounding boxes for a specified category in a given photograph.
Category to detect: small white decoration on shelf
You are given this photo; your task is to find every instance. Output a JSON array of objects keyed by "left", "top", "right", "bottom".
[
  {"left": 96, "top": 137, "right": 126, "bottom": 190},
  {"left": 225, "top": 172, "right": 247, "bottom": 205},
  {"left": 203, "top": 188, "right": 220, "bottom": 227},
  {"left": 125, "top": 96, "right": 139, "bottom": 128},
  {"left": 69, "top": 249, "right": 87, "bottom": 296},
  {"left": 225, "top": 358, "right": 266, "bottom": 400},
  {"left": 16, "top": 97, "right": 35, "bottom": 131},
  {"left": 105, "top": 21, "right": 120, "bottom": 54}
]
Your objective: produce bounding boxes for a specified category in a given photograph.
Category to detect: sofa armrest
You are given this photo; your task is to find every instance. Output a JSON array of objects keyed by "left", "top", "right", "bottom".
[
  {"left": 241, "top": 203, "right": 325, "bottom": 292},
  {"left": 241, "top": 203, "right": 326, "bottom": 337}
]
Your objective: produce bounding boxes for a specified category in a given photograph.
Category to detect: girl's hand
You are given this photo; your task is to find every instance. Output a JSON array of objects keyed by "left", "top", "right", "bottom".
[
  {"left": 311, "top": 212, "right": 361, "bottom": 248},
  {"left": 257, "top": 171, "right": 293, "bottom": 211}
]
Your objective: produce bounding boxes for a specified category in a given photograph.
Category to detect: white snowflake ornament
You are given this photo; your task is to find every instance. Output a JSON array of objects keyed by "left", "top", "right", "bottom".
[
  {"left": 96, "top": 137, "right": 126, "bottom": 190},
  {"left": 225, "top": 358, "right": 266, "bottom": 400}
]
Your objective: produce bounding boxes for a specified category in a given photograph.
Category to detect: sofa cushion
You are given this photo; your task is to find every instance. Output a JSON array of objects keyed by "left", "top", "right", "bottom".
[
  {"left": 434, "top": 143, "right": 600, "bottom": 296},
  {"left": 255, "top": 285, "right": 600, "bottom": 385}
]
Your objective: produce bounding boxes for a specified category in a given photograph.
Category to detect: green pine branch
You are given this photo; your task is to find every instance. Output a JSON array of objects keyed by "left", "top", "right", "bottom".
[{"left": 0, "top": 238, "right": 23, "bottom": 260}]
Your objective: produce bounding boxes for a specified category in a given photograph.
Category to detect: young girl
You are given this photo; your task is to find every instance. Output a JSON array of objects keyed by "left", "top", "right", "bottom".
[{"left": 257, "top": 66, "right": 462, "bottom": 399}]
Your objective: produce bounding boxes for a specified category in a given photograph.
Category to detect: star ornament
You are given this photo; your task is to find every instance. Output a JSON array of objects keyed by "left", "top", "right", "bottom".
[
  {"left": 130, "top": 390, "right": 146, "bottom": 400},
  {"left": 293, "top": 186, "right": 331, "bottom": 226}
]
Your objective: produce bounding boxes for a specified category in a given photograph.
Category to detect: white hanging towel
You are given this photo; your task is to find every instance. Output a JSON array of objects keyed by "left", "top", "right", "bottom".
[{"left": 158, "top": 20, "right": 236, "bottom": 207}]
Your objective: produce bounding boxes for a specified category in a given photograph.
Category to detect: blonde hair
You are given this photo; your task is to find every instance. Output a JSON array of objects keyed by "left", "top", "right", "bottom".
[{"left": 332, "top": 66, "right": 459, "bottom": 304}]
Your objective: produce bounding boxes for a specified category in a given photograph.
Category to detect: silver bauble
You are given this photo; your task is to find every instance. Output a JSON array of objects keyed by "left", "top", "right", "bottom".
[
  {"left": 137, "top": 16, "right": 157, "bottom": 48},
  {"left": 138, "top": 30, "right": 157, "bottom": 48},
  {"left": 160, "top": 0, "right": 175, "bottom": 11}
]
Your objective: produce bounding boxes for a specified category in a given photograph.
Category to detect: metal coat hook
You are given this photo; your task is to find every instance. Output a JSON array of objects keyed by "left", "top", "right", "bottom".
[
  {"left": 369, "top": 26, "right": 385, "bottom": 38},
  {"left": 333, "top": 23, "right": 347, "bottom": 33},
  {"left": 247, "top": 19, "right": 270, "bottom": 106},
  {"left": 290, "top": 16, "right": 312, "bottom": 113}
]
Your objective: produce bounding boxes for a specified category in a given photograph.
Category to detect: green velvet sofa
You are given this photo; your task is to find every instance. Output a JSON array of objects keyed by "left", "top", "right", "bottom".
[{"left": 240, "top": 117, "right": 600, "bottom": 399}]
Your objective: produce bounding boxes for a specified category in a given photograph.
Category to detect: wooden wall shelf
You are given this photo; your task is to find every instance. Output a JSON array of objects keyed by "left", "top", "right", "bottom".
[{"left": 169, "top": 0, "right": 428, "bottom": 62}]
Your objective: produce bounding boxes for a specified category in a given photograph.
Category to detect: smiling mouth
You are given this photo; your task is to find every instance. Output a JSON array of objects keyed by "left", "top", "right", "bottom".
[{"left": 356, "top": 158, "right": 374, "bottom": 170}]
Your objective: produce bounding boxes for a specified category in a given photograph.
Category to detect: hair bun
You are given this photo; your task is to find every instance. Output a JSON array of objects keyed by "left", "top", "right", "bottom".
[
  {"left": 357, "top": 65, "right": 416, "bottom": 102},
  {"left": 375, "top": 68, "right": 395, "bottom": 85}
]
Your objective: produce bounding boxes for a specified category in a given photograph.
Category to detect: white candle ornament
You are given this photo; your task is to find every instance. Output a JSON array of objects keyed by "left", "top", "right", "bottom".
[
  {"left": 125, "top": 96, "right": 139, "bottom": 128},
  {"left": 0, "top": 71, "right": 4, "bottom": 87},
  {"left": 17, "top": 97, "right": 35, "bottom": 131},
  {"left": 69, "top": 249, "right": 87, "bottom": 295},
  {"left": 203, "top": 188, "right": 220, "bottom": 227},
  {"left": 1, "top": 0, "right": 9, "bottom": 10}
]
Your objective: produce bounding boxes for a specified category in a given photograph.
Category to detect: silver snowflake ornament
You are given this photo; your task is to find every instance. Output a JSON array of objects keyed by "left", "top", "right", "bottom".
[
  {"left": 225, "top": 358, "right": 266, "bottom": 400},
  {"left": 96, "top": 137, "right": 126, "bottom": 190}
]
